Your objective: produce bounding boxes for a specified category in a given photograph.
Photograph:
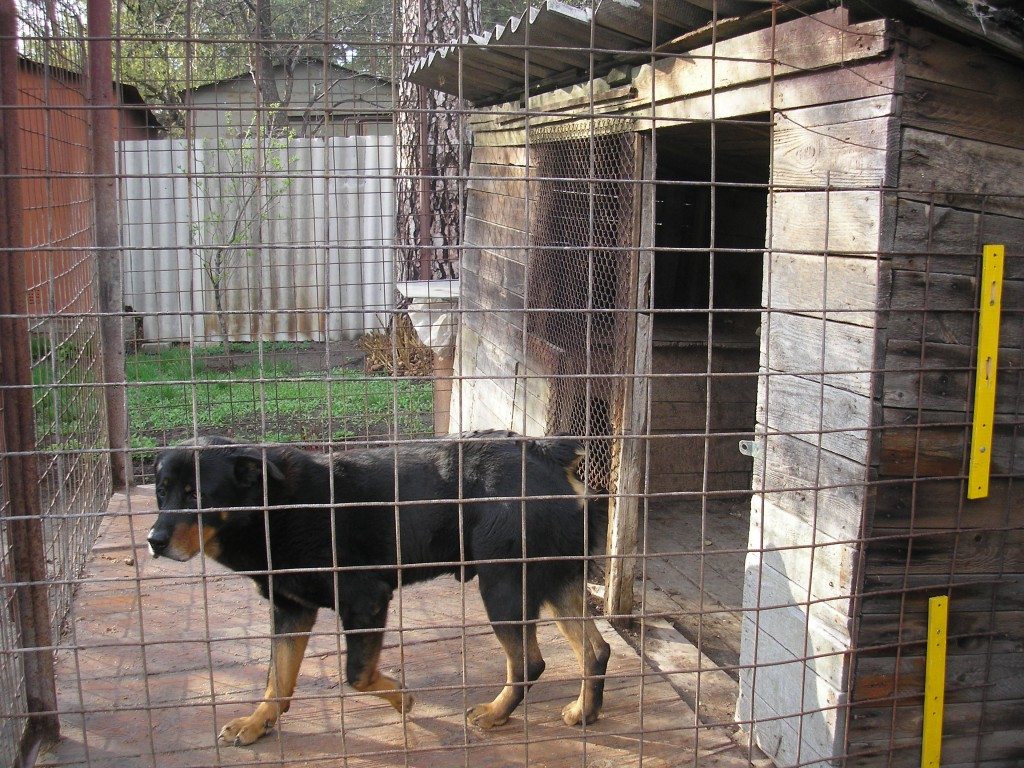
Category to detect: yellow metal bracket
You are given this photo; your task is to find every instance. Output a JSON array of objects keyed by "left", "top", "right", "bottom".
[
  {"left": 921, "top": 595, "right": 949, "bottom": 768},
  {"left": 967, "top": 244, "right": 1004, "bottom": 500}
]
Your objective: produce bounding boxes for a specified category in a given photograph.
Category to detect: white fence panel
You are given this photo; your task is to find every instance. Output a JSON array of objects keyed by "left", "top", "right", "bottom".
[{"left": 119, "top": 136, "right": 395, "bottom": 344}]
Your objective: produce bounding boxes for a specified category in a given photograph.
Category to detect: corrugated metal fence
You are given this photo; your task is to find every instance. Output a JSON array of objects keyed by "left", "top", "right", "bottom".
[{"left": 119, "top": 135, "right": 395, "bottom": 343}]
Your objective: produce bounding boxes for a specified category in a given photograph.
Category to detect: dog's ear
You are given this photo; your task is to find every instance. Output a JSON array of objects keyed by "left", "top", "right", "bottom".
[{"left": 233, "top": 447, "right": 286, "bottom": 488}]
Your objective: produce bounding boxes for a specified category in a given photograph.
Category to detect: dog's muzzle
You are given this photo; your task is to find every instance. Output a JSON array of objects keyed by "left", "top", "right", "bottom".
[{"left": 147, "top": 526, "right": 170, "bottom": 557}]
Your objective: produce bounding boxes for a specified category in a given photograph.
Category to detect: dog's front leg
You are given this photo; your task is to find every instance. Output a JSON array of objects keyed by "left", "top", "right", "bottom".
[
  {"left": 342, "top": 581, "right": 413, "bottom": 714},
  {"left": 219, "top": 606, "right": 317, "bottom": 746}
]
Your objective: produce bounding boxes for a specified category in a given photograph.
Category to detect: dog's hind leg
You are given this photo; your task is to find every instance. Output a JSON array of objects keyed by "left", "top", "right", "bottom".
[
  {"left": 469, "top": 572, "right": 546, "bottom": 728},
  {"left": 548, "top": 581, "right": 611, "bottom": 727},
  {"left": 219, "top": 607, "right": 317, "bottom": 746}
]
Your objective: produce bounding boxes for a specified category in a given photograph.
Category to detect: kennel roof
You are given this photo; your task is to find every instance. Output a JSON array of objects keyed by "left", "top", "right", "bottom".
[{"left": 405, "top": 0, "right": 1024, "bottom": 107}]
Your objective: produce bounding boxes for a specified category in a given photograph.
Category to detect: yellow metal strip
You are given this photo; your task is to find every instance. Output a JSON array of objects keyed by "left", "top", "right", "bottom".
[
  {"left": 967, "top": 244, "right": 1005, "bottom": 500},
  {"left": 921, "top": 595, "right": 949, "bottom": 768}
]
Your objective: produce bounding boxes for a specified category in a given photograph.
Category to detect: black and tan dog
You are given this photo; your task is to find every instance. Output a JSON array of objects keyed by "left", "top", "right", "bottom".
[{"left": 147, "top": 431, "right": 610, "bottom": 746}]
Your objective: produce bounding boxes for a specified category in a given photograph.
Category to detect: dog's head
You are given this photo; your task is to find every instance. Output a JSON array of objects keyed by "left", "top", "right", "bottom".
[{"left": 146, "top": 436, "right": 284, "bottom": 561}]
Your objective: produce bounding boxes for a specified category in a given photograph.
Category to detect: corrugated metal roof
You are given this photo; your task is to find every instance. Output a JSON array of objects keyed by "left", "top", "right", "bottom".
[
  {"left": 406, "top": 0, "right": 1024, "bottom": 106},
  {"left": 405, "top": 0, "right": 760, "bottom": 106}
]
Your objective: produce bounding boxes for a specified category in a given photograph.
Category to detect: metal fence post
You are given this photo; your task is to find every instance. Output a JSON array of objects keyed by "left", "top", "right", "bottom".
[{"left": 0, "top": 0, "right": 62, "bottom": 755}]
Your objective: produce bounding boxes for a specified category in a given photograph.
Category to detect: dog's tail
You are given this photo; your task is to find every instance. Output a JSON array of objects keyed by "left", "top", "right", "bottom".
[
  {"left": 532, "top": 435, "right": 582, "bottom": 472},
  {"left": 533, "top": 437, "right": 608, "bottom": 555}
]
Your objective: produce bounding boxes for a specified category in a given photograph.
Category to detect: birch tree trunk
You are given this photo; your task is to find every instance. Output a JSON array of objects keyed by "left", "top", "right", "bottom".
[{"left": 395, "top": 0, "right": 481, "bottom": 281}]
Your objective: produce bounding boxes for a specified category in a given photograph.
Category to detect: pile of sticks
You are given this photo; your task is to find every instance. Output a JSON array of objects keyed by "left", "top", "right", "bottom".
[{"left": 360, "top": 312, "right": 434, "bottom": 377}]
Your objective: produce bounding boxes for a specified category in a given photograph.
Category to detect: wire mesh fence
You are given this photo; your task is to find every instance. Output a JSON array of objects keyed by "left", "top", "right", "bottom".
[{"left": 1, "top": 1, "right": 1023, "bottom": 767}]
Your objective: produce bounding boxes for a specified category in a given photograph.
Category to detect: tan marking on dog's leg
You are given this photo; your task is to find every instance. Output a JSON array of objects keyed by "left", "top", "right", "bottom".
[
  {"left": 349, "top": 634, "right": 413, "bottom": 713},
  {"left": 467, "top": 624, "right": 543, "bottom": 729},
  {"left": 550, "top": 587, "right": 605, "bottom": 726},
  {"left": 353, "top": 669, "right": 413, "bottom": 712},
  {"left": 219, "top": 613, "right": 315, "bottom": 746}
]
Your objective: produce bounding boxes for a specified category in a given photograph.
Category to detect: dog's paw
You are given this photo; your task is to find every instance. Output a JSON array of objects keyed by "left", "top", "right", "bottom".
[
  {"left": 561, "top": 700, "right": 599, "bottom": 727},
  {"left": 391, "top": 691, "right": 415, "bottom": 714},
  {"left": 218, "top": 715, "right": 274, "bottom": 746},
  {"left": 466, "top": 702, "right": 510, "bottom": 729}
]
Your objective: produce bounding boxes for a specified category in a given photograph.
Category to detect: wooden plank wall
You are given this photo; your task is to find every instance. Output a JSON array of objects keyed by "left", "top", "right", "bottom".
[
  {"left": 847, "top": 28, "right": 1024, "bottom": 768},
  {"left": 452, "top": 144, "right": 551, "bottom": 436}
]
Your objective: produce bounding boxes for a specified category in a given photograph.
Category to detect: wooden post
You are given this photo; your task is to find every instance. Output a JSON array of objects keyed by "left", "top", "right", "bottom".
[
  {"left": 604, "top": 134, "right": 653, "bottom": 621},
  {"left": 87, "top": 0, "right": 131, "bottom": 488}
]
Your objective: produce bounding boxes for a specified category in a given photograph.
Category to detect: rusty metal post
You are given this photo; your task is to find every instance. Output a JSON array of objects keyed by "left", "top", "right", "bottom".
[
  {"left": 0, "top": 0, "right": 62, "bottom": 753},
  {"left": 87, "top": 0, "right": 131, "bottom": 488}
]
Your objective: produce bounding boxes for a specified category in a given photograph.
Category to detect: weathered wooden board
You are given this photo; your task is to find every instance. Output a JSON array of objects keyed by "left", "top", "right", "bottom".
[
  {"left": 466, "top": 188, "right": 531, "bottom": 234},
  {"left": 464, "top": 215, "right": 529, "bottom": 250},
  {"left": 458, "top": 317, "right": 525, "bottom": 384},
  {"left": 847, "top": 727, "right": 1024, "bottom": 768},
  {"left": 752, "top": 431, "right": 869, "bottom": 542},
  {"left": 769, "top": 190, "right": 884, "bottom": 256},
  {"left": 467, "top": 161, "right": 535, "bottom": 197},
  {"left": 899, "top": 128, "right": 1024, "bottom": 218},
  {"left": 475, "top": 11, "right": 890, "bottom": 140},
  {"left": 640, "top": 57, "right": 898, "bottom": 128},
  {"left": 652, "top": 398, "right": 757, "bottom": 432},
  {"left": 858, "top": 572, "right": 1024, "bottom": 615},
  {"left": 736, "top": 616, "right": 848, "bottom": 767},
  {"left": 878, "top": 416, "right": 1021, "bottom": 478},
  {"left": 773, "top": 102, "right": 897, "bottom": 188},
  {"left": 857, "top": 608, "right": 1024, "bottom": 653},
  {"left": 640, "top": 508, "right": 746, "bottom": 669},
  {"left": 864, "top": 527, "right": 1024, "bottom": 576},
  {"left": 892, "top": 199, "right": 1024, "bottom": 279},
  {"left": 882, "top": 339, "right": 1023, "bottom": 414},
  {"left": 873, "top": 477, "right": 1024, "bottom": 531},
  {"left": 758, "top": 372, "right": 875, "bottom": 464},
  {"left": 471, "top": 247, "right": 527, "bottom": 298},
  {"left": 886, "top": 270, "right": 1023, "bottom": 349},
  {"left": 761, "top": 311, "right": 877, "bottom": 398},
  {"left": 474, "top": 55, "right": 899, "bottom": 148},
  {"left": 637, "top": 11, "right": 891, "bottom": 105},
  {"left": 605, "top": 139, "right": 650, "bottom": 621},
  {"left": 742, "top": 531, "right": 854, "bottom": 644},
  {"left": 470, "top": 145, "right": 529, "bottom": 168},
  {"left": 647, "top": 434, "right": 752, "bottom": 477},
  {"left": 634, "top": 614, "right": 740, "bottom": 728},
  {"left": 738, "top": 606, "right": 850, "bottom": 697},
  {"left": 748, "top": 497, "right": 858, "bottom": 606},
  {"left": 764, "top": 251, "right": 885, "bottom": 329},
  {"left": 461, "top": 268, "right": 525, "bottom": 315},
  {"left": 904, "top": 76, "right": 1024, "bottom": 151},
  {"left": 904, "top": 26, "right": 1024, "bottom": 98},
  {"left": 854, "top": 651, "right": 1024, "bottom": 706}
]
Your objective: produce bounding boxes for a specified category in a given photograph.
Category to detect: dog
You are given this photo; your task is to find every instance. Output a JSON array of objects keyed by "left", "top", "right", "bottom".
[{"left": 146, "top": 431, "right": 610, "bottom": 746}]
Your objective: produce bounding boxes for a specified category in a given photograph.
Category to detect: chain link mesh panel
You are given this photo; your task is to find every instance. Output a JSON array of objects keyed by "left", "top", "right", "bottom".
[{"left": 529, "top": 133, "right": 637, "bottom": 490}]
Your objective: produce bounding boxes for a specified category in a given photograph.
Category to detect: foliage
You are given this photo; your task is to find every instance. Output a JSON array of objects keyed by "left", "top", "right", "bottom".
[
  {"left": 113, "top": 0, "right": 595, "bottom": 133},
  {"left": 115, "top": 0, "right": 393, "bottom": 132}
]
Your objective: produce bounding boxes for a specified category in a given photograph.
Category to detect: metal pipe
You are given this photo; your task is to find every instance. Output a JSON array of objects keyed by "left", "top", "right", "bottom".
[
  {"left": 86, "top": 0, "right": 131, "bottom": 488},
  {"left": 0, "top": 0, "right": 62, "bottom": 753}
]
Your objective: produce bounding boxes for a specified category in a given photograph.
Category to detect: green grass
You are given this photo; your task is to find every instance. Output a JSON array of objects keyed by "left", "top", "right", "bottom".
[
  {"left": 125, "top": 344, "right": 434, "bottom": 445},
  {"left": 30, "top": 342, "right": 434, "bottom": 482}
]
